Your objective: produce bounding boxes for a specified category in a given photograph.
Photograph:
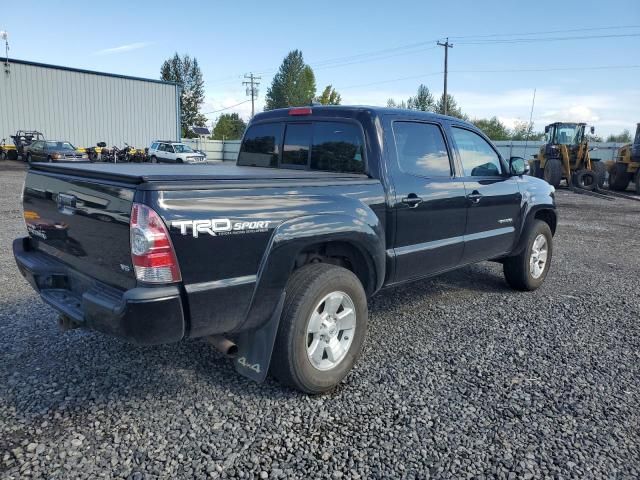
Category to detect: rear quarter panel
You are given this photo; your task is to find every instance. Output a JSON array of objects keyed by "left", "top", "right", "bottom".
[{"left": 141, "top": 181, "right": 387, "bottom": 337}]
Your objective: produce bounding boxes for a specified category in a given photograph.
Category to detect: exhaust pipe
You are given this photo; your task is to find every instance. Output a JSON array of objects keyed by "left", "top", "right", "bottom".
[
  {"left": 207, "top": 335, "right": 238, "bottom": 358},
  {"left": 57, "top": 315, "right": 80, "bottom": 332}
]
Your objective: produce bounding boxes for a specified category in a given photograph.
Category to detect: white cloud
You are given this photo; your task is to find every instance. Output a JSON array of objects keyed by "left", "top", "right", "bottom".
[{"left": 93, "top": 42, "right": 153, "bottom": 56}]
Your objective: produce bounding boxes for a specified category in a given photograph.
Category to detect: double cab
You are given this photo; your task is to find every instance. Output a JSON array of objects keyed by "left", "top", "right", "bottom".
[{"left": 14, "top": 106, "right": 556, "bottom": 393}]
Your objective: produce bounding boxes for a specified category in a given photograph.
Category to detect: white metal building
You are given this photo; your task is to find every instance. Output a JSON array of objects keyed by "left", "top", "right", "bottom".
[{"left": 0, "top": 58, "right": 180, "bottom": 148}]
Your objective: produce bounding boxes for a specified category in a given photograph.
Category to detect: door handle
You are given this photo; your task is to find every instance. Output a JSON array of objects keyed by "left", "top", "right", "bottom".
[
  {"left": 401, "top": 194, "right": 423, "bottom": 208},
  {"left": 467, "top": 191, "right": 483, "bottom": 204}
]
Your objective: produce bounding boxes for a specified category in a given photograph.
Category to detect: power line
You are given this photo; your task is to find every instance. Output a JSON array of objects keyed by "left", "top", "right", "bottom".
[
  {"left": 338, "top": 65, "right": 640, "bottom": 90},
  {"left": 456, "top": 33, "right": 640, "bottom": 45},
  {"left": 449, "top": 24, "right": 640, "bottom": 40},
  {"left": 202, "top": 100, "right": 251, "bottom": 115},
  {"left": 208, "top": 25, "right": 640, "bottom": 85}
]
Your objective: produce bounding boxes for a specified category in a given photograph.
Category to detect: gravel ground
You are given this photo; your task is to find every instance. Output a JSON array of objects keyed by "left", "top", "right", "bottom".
[{"left": 1, "top": 161, "right": 639, "bottom": 479}]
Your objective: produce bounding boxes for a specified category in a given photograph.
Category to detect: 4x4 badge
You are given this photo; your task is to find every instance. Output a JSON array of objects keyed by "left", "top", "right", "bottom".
[{"left": 237, "top": 356, "right": 261, "bottom": 373}]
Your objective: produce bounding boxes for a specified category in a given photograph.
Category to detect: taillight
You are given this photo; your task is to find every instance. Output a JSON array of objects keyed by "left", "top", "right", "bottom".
[
  {"left": 289, "top": 107, "right": 312, "bottom": 116},
  {"left": 130, "top": 203, "right": 181, "bottom": 283}
]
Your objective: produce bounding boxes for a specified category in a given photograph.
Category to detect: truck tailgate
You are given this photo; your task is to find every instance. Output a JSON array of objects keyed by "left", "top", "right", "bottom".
[{"left": 22, "top": 170, "right": 136, "bottom": 290}]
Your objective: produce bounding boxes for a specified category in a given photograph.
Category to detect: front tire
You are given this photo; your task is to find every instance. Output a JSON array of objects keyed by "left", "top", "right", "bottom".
[
  {"left": 150, "top": 156, "right": 157, "bottom": 163},
  {"left": 26, "top": 154, "right": 33, "bottom": 164},
  {"left": 271, "top": 263, "right": 368, "bottom": 394},
  {"left": 591, "top": 161, "right": 606, "bottom": 190},
  {"left": 608, "top": 163, "right": 631, "bottom": 191},
  {"left": 543, "top": 159, "right": 562, "bottom": 188},
  {"left": 503, "top": 220, "right": 553, "bottom": 291}
]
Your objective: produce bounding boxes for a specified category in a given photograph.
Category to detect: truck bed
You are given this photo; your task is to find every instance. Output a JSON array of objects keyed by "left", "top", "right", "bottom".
[{"left": 31, "top": 163, "right": 370, "bottom": 185}]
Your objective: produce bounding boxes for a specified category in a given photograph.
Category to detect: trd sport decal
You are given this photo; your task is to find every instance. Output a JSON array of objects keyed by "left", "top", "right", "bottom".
[{"left": 171, "top": 219, "right": 271, "bottom": 237}]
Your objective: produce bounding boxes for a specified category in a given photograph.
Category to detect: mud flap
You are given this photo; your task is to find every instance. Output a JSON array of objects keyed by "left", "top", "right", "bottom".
[{"left": 234, "top": 292, "right": 285, "bottom": 383}]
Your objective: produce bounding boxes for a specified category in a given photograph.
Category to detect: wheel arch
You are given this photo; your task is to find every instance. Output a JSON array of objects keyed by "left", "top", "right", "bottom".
[{"left": 238, "top": 213, "right": 385, "bottom": 333}]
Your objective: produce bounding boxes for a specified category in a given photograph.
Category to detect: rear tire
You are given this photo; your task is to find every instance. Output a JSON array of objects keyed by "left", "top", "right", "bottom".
[
  {"left": 635, "top": 172, "right": 640, "bottom": 195},
  {"left": 7, "top": 150, "right": 18, "bottom": 160},
  {"left": 503, "top": 220, "right": 553, "bottom": 291},
  {"left": 543, "top": 159, "right": 562, "bottom": 188},
  {"left": 270, "top": 263, "right": 368, "bottom": 394},
  {"left": 591, "top": 161, "right": 606, "bottom": 190},
  {"left": 572, "top": 169, "right": 597, "bottom": 191},
  {"left": 608, "top": 163, "right": 631, "bottom": 191}
]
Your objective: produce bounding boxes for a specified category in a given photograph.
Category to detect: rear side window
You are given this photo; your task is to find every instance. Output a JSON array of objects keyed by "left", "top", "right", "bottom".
[
  {"left": 393, "top": 121, "right": 451, "bottom": 177},
  {"left": 311, "top": 122, "right": 364, "bottom": 173},
  {"left": 452, "top": 127, "right": 503, "bottom": 176},
  {"left": 238, "top": 123, "right": 283, "bottom": 167}
]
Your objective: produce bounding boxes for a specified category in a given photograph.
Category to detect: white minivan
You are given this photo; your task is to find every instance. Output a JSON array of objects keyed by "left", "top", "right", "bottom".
[{"left": 148, "top": 141, "right": 206, "bottom": 164}]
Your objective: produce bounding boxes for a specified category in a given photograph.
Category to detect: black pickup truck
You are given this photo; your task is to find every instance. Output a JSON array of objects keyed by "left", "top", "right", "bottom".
[{"left": 14, "top": 106, "right": 556, "bottom": 393}]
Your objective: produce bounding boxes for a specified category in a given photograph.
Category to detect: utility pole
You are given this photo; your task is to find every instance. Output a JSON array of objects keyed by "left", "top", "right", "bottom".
[
  {"left": 243, "top": 73, "right": 261, "bottom": 118},
  {"left": 437, "top": 38, "right": 453, "bottom": 115}
]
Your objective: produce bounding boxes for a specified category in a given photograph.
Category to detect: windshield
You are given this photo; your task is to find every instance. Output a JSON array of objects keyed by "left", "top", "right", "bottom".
[
  {"left": 46, "top": 141, "right": 76, "bottom": 151},
  {"left": 551, "top": 124, "right": 582, "bottom": 145},
  {"left": 173, "top": 144, "right": 193, "bottom": 153}
]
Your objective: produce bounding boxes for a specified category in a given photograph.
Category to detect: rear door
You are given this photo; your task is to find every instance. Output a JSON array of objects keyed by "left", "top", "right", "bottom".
[
  {"left": 387, "top": 118, "right": 468, "bottom": 282},
  {"left": 449, "top": 126, "right": 522, "bottom": 263}
]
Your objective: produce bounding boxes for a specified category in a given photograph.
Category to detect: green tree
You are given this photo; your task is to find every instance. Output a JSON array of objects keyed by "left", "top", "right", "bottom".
[
  {"left": 386, "top": 98, "right": 407, "bottom": 109},
  {"left": 606, "top": 129, "right": 632, "bottom": 143},
  {"left": 212, "top": 113, "right": 247, "bottom": 140},
  {"left": 407, "top": 84, "right": 435, "bottom": 111},
  {"left": 265, "top": 50, "right": 317, "bottom": 110},
  {"left": 161, "top": 53, "right": 207, "bottom": 137},
  {"left": 435, "top": 93, "right": 467, "bottom": 119},
  {"left": 511, "top": 121, "right": 544, "bottom": 141},
  {"left": 316, "top": 85, "right": 342, "bottom": 105},
  {"left": 472, "top": 117, "right": 511, "bottom": 141}
]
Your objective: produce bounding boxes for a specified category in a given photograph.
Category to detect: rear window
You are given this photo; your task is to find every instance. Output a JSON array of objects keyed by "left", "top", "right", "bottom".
[
  {"left": 238, "top": 123, "right": 283, "bottom": 167},
  {"left": 238, "top": 121, "right": 365, "bottom": 173}
]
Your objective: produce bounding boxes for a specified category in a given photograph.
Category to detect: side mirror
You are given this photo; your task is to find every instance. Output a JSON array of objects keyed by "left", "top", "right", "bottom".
[
  {"left": 544, "top": 126, "right": 550, "bottom": 133},
  {"left": 590, "top": 126, "right": 595, "bottom": 134},
  {"left": 510, "top": 156, "right": 529, "bottom": 176}
]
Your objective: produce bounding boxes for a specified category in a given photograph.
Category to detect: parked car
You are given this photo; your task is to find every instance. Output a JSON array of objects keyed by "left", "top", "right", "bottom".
[
  {"left": 147, "top": 141, "right": 206, "bottom": 164},
  {"left": 14, "top": 106, "right": 557, "bottom": 394},
  {"left": 26, "top": 140, "right": 88, "bottom": 163}
]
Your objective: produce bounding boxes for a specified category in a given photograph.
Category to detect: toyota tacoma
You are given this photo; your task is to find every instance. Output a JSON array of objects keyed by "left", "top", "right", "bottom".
[{"left": 14, "top": 106, "right": 557, "bottom": 393}]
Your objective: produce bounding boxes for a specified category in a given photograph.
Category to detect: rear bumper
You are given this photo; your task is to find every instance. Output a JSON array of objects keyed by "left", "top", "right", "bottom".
[{"left": 13, "top": 237, "right": 185, "bottom": 345}]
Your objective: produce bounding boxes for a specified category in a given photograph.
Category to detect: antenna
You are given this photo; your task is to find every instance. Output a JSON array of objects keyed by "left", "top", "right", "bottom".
[
  {"left": 523, "top": 88, "right": 537, "bottom": 159},
  {"left": 1, "top": 30, "right": 9, "bottom": 74}
]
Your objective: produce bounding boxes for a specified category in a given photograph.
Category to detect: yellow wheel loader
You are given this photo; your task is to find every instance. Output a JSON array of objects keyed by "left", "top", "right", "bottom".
[
  {"left": 608, "top": 123, "right": 640, "bottom": 194},
  {"left": 531, "top": 122, "right": 605, "bottom": 191}
]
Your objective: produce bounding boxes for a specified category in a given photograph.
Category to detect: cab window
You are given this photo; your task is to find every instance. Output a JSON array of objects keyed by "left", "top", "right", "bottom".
[
  {"left": 452, "top": 127, "right": 503, "bottom": 176},
  {"left": 393, "top": 122, "right": 451, "bottom": 177}
]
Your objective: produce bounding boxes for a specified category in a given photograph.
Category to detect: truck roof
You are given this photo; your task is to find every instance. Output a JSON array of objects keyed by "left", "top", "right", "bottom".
[{"left": 253, "top": 105, "right": 472, "bottom": 126}]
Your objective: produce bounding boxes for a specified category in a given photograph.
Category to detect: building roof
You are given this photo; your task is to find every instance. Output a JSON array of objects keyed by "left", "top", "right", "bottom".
[{"left": 1, "top": 57, "right": 178, "bottom": 86}]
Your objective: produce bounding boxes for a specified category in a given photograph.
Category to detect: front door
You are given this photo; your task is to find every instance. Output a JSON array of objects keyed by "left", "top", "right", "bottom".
[
  {"left": 449, "top": 126, "right": 522, "bottom": 263},
  {"left": 388, "top": 119, "right": 468, "bottom": 283}
]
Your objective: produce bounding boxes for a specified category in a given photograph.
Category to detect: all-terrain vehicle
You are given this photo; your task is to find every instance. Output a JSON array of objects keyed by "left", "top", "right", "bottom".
[
  {"left": 0, "top": 138, "right": 17, "bottom": 160},
  {"left": 9, "top": 130, "right": 45, "bottom": 160},
  {"left": 608, "top": 123, "right": 640, "bottom": 193},
  {"left": 531, "top": 122, "right": 605, "bottom": 190}
]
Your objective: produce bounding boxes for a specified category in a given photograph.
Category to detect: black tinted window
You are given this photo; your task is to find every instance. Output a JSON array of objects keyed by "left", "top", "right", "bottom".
[
  {"left": 310, "top": 122, "right": 364, "bottom": 173},
  {"left": 393, "top": 122, "right": 451, "bottom": 177},
  {"left": 452, "top": 127, "right": 502, "bottom": 176},
  {"left": 238, "top": 123, "right": 283, "bottom": 167},
  {"left": 282, "top": 123, "right": 311, "bottom": 168}
]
